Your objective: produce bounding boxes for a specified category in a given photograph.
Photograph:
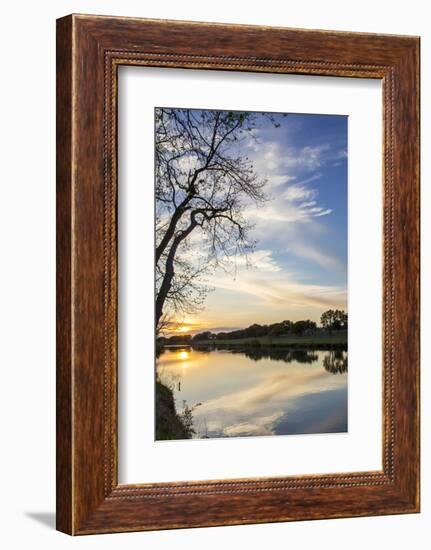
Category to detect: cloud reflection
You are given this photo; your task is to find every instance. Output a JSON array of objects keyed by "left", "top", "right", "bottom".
[{"left": 157, "top": 348, "right": 347, "bottom": 438}]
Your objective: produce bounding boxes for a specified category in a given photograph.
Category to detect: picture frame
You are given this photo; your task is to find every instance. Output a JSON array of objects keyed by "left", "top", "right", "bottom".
[{"left": 56, "top": 14, "right": 420, "bottom": 535}]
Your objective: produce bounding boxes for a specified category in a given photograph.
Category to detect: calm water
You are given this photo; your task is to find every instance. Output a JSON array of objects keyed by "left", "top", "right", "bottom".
[{"left": 156, "top": 346, "right": 347, "bottom": 439}]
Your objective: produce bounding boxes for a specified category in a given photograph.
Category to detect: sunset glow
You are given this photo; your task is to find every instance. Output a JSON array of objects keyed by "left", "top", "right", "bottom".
[
  {"left": 158, "top": 112, "right": 347, "bottom": 337},
  {"left": 154, "top": 107, "right": 348, "bottom": 442}
]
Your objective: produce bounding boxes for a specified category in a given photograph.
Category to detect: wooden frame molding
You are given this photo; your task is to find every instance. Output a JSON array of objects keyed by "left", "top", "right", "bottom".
[{"left": 56, "top": 14, "right": 420, "bottom": 535}]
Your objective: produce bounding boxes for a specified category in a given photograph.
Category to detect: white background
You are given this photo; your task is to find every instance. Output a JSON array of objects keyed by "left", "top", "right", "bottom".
[
  {"left": 119, "top": 68, "right": 382, "bottom": 483},
  {"left": 0, "top": 1, "right": 428, "bottom": 548}
]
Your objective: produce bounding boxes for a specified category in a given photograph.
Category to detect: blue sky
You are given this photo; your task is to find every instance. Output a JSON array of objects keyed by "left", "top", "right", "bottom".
[
  {"left": 249, "top": 113, "right": 347, "bottom": 287},
  {"left": 176, "top": 111, "right": 348, "bottom": 333}
]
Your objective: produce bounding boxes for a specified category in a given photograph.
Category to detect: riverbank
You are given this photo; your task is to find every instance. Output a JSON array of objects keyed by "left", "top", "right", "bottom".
[
  {"left": 189, "top": 332, "right": 347, "bottom": 350},
  {"left": 155, "top": 379, "right": 194, "bottom": 440}
]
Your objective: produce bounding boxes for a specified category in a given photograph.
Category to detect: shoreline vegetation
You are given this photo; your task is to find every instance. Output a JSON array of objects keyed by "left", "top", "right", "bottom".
[
  {"left": 167, "top": 332, "right": 347, "bottom": 350},
  {"left": 157, "top": 312, "right": 348, "bottom": 351},
  {"left": 155, "top": 379, "right": 197, "bottom": 440}
]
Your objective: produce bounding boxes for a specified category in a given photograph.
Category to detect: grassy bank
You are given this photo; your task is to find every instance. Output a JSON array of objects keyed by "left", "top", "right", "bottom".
[
  {"left": 155, "top": 379, "right": 194, "bottom": 440},
  {"left": 191, "top": 331, "right": 347, "bottom": 350}
]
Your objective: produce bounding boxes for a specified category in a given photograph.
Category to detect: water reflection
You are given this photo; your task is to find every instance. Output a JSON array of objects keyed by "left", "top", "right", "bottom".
[
  {"left": 193, "top": 346, "right": 320, "bottom": 364},
  {"left": 156, "top": 347, "right": 347, "bottom": 439},
  {"left": 323, "top": 350, "right": 348, "bottom": 374}
]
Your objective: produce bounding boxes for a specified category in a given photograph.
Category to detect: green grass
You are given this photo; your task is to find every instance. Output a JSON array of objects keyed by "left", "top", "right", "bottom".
[{"left": 192, "top": 331, "right": 347, "bottom": 348}]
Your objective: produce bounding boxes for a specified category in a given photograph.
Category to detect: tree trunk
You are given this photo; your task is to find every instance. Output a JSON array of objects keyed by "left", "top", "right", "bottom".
[
  {"left": 156, "top": 204, "right": 187, "bottom": 264},
  {"left": 155, "top": 220, "right": 197, "bottom": 329}
]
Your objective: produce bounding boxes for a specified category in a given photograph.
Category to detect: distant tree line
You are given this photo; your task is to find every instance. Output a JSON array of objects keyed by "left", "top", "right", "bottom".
[{"left": 157, "top": 309, "right": 347, "bottom": 345}]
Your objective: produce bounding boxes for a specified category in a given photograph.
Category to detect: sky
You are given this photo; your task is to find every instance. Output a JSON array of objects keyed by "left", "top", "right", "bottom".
[{"left": 169, "top": 111, "right": 348, "bottom": 335}]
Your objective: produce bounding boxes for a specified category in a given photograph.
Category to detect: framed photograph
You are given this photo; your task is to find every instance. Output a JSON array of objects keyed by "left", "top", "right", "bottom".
[{"left": 56, "top": 14, "right": 420, "bottom": 534}]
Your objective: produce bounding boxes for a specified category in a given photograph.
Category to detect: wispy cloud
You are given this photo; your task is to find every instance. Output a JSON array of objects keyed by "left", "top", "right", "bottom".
[
  {"left": 246, "top": 140, "right": 334, "bottom": 227},
  {"left": 287, "top": 241, "right": 345, "bottom": 272},
  {"left": 284, "top": 144, "right": 331, "bottom": 170},
  {"left": 294, "top": 173, "right": 323, "bottom": 186},
  {"left": 284, "top": 184, "right": 317, "bottom": 202},
  {"left": 209, "top": 265, "right": 347, "bottom": 311},
  {"left": 249, "top": 140, "right": 344, "bottom": 183},
  {"left": 234, "top": 249, "right": 281, "bottom": 273},
  {"left": 249, "top": 188, "right": 332, "bottom": 226},
  {"left": 241, "top": 133, "right": 344, "bottom": 277},
  {"left": 193, "top": 361, "right": 346, "bottom": 436}
]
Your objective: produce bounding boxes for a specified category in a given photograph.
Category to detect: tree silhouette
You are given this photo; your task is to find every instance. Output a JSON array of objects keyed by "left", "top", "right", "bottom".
[
  {"left": 155, "top": 108, "right": 272, "bottom": 332},
  {"left": 320, "top": 309, "right": 348, "bottom": 330}
]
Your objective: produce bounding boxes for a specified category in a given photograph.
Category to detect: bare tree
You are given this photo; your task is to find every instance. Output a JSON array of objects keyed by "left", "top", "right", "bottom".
[{"left": 155, "top": 108, "right": 270, "bottom": 332}]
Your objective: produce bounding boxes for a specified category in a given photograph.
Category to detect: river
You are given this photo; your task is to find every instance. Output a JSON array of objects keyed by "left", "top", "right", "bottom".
[{"left": 156, "top": 346, "right": 347, "bottom": 439}]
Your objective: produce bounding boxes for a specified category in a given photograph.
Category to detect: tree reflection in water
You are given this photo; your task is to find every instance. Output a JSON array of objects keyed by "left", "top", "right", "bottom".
[
  {"left": 158, "top": 345, "right": 347, "bottom": 373},
  {"left": 322, "top": 350, "right": 348, "bottom": 374},
  {"left": 156, "top": 346, "right": 348, "bottom": 439},
  {"left": 241, "top": 347, "right": 319, "bottom": 363}
]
